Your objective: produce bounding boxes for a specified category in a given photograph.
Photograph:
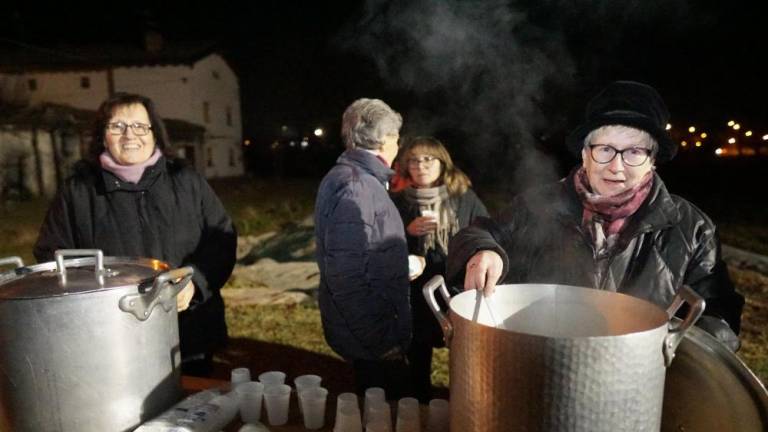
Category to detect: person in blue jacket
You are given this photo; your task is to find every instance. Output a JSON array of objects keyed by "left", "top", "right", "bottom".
[{"left": 314, "top": 98, "right": 412, "bottom": 398}]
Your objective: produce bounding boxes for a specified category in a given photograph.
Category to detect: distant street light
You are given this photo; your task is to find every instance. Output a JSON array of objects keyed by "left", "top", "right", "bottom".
[
  {"left": 728, "top": 138, "right": 736, "bottom": 144},
  {"left": 700, "top": 132, "right": 707, "bottom": 139},
  {"left": 733, "top": 123, "right": 741, "bottom": 130},
  {"left": 666, "top": 123, "right": 672, "bottom": 130},
  {"left": 681, "top": 141, "right": 687, "bottom": 147},
  {"left": 695, "top": 141, "right": 702, "bottom": 147},
  {"left": 745, "top": 131, "right": 753, "bottom": 137},
  {"left": 688, "top": 126, "right": 696, "bottom": 133},
  {"left": 763, "top": 134, "right": 768, "bottom": 141},
  {"left": 715, "top": 148, "right": 723, "bottom": 155},
  {"left": 314, "top": 128, "right": 324, "bottom": 137},
  {"left": 727, "top": 120, "right": 735, "bottom": 127}
]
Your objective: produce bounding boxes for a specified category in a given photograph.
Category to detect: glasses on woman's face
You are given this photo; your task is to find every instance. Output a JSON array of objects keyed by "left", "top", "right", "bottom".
[
  {"left": 407, "top": 155, "right": 439, "bottom": 168},
  {"left": 106, "top": 121, "right": 152, "bottom": 136},
  {"left": 588, "top": 144, "right": 651, "bottom": 167}
]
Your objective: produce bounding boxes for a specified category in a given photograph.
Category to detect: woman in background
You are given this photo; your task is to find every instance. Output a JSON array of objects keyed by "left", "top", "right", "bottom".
[
  {"left": 391, "top": 136, "right": 488, "bottom": 401},
  {"left": 34, "top": 92, "right": 236, "bottom": 376}
]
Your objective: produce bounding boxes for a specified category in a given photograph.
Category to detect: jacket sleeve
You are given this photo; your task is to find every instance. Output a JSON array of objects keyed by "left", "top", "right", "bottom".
[
  {"left": 446, "top": 216, "right": 511, "bottom": 288},
  {"left": 322, "top": 187, "right": 403, "bottom": 358},
  {"left": 464, "top": 189, "right": 490, "bottom": 222},
  {"left": 684, "top": 221, "right": 744, "bottom": 336},
  {"left": 33, "top": 188, "right": 77, "bottom": 263},
  {"left": 185, "top": 176, "right": 237, "bottom": 304}
]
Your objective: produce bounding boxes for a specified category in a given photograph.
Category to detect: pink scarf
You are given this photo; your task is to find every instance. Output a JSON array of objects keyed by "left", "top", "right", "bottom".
[
  {"left": 573, "top": 167, "right": 653, "bottom": 253},
  {"left": 99, "top": 149, "right": 162, "bottom": 184}
]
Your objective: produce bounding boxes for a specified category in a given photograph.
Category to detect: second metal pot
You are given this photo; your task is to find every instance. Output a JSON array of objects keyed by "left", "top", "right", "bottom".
[{"left": 424, "top": 275, "right": 704, "bottom": 432}]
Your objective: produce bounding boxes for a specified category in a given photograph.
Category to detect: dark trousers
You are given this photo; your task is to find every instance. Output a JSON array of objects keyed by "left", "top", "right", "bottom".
[{"left": 352, "top": 357, "right": 411, "bottom": 400}]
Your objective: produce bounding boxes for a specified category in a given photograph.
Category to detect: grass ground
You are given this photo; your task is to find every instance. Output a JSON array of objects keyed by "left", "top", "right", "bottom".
[{"left": 1, "top": 176, "right": 765, "bottom": 391}]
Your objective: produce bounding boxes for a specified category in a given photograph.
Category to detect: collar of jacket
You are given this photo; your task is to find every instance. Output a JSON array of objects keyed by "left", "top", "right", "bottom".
[
  {"left": 101, "top": 155, "right": 166, "bottom": 192},
  {"left": 336, "top": 148, "right": 394, "bottom": 184},
  {"left": 558, "top": 170, "right": 682, "bottom": 237}
]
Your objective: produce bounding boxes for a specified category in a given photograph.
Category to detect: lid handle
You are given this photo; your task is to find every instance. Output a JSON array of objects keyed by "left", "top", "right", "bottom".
[
  {"left": 119, "top": 266, "right": 194, "bottom": 321},
  {"left": 54, "top": 249, "right": 105, "bottom": 281},
  {"left": 0, "top": 256, "right": 24, "bottom": 270}
]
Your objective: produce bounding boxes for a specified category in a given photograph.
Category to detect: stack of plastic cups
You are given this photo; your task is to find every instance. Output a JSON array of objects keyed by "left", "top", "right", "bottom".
[
  {"left": 262, "top": 383, "right": 292, "bottom": 426},
  {"left": 335, "top": 393, "right": 361, "bottom": 432},
  {"left": 363, "top": 387, "right": 386, "bottom": 426},
  {"left": 395, "top": 397, "right": 420, "bottom": 432},
  {"left": 231, "top": 367, "right": 251, "bottom": 388},
  {"left": 367, "top": 401, "right": 392, "bottom": 432},
  {"left": 258, "top": 371, "right": 290, "bottom": 426},
  {"left": 294, "top": 374, "right": 322, "bottom": 413},
  {"left": 234, "top": 381, "right": 264, "bottom": 424},
  {"left": 298, "top": 386, "right": 328, "bottom": 430},
  {"left": 426, "top": 399, "right": 449, "bottom": 432}
]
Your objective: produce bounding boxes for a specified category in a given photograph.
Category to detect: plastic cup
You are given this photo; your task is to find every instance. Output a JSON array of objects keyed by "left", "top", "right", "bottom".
[
  {"left": 294, "top": 374, "right": 322, "bottom": 392},
  {"left": 299, "top": 386, "right": 328, "bottom": 430},
  {"left": 426, "top": 398, "right": 449, "bottom": 432},
  {"left": 335, "top": 404, "right": 363, "bottom": 432},
  {"left": 367, "top": 401, "right": 391, "bottom": 430},
  {"left": 263, "top": 384, "right": 291, "bottom": 426},
  {"left": 366, "top": 419, "right": 392, "bottom": 432},
  {"left": 363, "top": 387, "right": 385, "bottom": 425},
  {"left": 235, "top": 381, "right": 264, "bottom": 423},
  {"left": 258, "top": 370, "right": 286, "bottom": 387},
  {"left": 395, "top": 397, "right": 420, "bottom": 432},
  {"left": 231, "top": 367, "right": 251, "bottom": 387},
  {"left": 336, "top": 392, "right": 359, "bottom": 420}
]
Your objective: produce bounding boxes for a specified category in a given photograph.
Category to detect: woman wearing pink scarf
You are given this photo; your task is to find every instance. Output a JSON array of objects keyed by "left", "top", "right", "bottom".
[
  {"left": 446, "top": 81, "right": 743, "bottom": 351},
  {"left": 34, "top": 93, "right": 236, "bottom": 376}
]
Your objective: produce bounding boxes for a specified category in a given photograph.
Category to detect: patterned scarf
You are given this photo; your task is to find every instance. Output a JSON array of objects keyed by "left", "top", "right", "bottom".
[
  {"left": 403, "top": 185, "right": 459, "bottom": 256},
  {"left": 99, "top": 149, "right": 162, "bottom": 184},
  {"left": 573, "top": 167, "right": 653, "bottom": 257}
]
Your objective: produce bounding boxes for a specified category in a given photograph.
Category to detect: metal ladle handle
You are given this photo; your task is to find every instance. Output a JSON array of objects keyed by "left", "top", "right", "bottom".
[
  {"left": 423, "top": 275, "right": 455, "bottom": 347},
  {"left": 119, "top": 266, "right": 194, "bottom": 321},
  {"left": 663, "top": 285, "right": 706, "bottom": 367},
  {"left": 0, "top": 256, "right": 24, "bottom": 270}
]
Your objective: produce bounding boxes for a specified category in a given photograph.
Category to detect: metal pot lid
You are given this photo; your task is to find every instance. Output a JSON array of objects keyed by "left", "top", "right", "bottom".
[
  {"left": 0, "top": 254, "right": 170, "bottom": 300},
  {"left": 662, "top": 322, "right": 768, "bottom": 431}
]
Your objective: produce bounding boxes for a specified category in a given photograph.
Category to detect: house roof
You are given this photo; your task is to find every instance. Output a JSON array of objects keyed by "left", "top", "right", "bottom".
[{"left": 0, "top": 39, "right": 220, "bottom": 73}]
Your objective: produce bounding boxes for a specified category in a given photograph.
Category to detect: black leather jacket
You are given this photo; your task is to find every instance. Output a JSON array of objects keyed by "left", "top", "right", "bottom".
[{"left": 447, "top": 171, "right": 744, "bottom": 344}]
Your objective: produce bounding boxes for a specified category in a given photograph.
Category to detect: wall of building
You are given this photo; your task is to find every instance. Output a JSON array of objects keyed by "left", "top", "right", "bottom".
[{"left": 0, "top": 71, "right": 110, "bottom": 111}]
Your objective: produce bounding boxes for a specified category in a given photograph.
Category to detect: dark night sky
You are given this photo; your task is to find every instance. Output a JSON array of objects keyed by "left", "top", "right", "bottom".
[{"left": 2, "top": 0, "right": 767, "bottom": 180}]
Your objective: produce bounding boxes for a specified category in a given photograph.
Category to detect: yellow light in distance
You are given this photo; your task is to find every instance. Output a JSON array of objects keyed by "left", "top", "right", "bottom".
[
  {"left": 695, "top": 141, "right": 702, "bottom": 147},
  {"left": 727, "top": 120, "right": 735, "bottom": 126},
  {"left": 688, "top": 126, "right": 696, "bottom": 133},
  {"left": 700, "top": 132, "right": 707, "bottom": 139},
  {"left": 728, "top": 138, "right": 736, "bottom": 144},
  {"left": 745, "top": 131, "right": 753, "bottom": 137},
  {"left": 733, "top": 124, "right": 741, "bottom": 130}
]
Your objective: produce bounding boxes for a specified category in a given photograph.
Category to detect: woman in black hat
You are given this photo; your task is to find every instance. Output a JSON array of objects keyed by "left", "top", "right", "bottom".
[{"left": 445, "top": 81, "right": 744, "bottom": 350}]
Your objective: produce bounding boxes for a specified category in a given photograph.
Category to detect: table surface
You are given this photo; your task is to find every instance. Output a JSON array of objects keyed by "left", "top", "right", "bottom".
[{"left": 181, "top": 375, "right": 431, "bottom": 432}]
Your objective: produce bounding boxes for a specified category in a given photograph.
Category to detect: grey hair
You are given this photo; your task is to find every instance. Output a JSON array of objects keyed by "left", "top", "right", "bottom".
[
  {"left": 583, "top": 125, "right": 658, "bottom": 159},
  {"left": 341, "top": 98, "right": 402, "bottom": 150}
]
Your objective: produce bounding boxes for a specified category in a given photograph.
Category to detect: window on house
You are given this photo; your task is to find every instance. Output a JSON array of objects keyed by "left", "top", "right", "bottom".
[
  {"left": 206, "top": 147, "right": 214, "bottom": 168},
  {"left": 203, "top": 102, "right": 210, "bottom": 123},
  {"left": 80, "top": 76, "right": 90, "bottom": 89},
  {"left": 28, "top": 79, "right": 37, "bottom": 91},
  {"left": 212, "top": 70, "right": 220, "bottom": 79},
  {"left": 226, "top": 106, "right": 232, "bottom": 126}
]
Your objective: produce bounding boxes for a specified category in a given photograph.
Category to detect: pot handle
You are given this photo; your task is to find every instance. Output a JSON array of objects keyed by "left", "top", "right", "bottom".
[
  {"left": 54, "top": 249, "right": 105, "bottom": 284},
  {"left": 0, "top": 256, "right": 24, "bottom": 270},
  {"left": 119, "top": 266, "right": 194, "bottom": 321},
  {"left": 422, "top": 275, "right": 455, "bottom": 347},
  {"left": 662, "top": 285, "right": 705, "bottom": 367}
]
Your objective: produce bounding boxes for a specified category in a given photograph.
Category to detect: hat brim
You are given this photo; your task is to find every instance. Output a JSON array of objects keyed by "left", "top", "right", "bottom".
[{"left": 566, "top": 113, "right": 677, "bottom": 163}]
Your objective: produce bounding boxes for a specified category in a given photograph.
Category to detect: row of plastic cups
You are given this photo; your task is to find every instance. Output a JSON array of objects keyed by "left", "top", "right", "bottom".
[
  {"left": 231, "top": 368, "right": 328, "bottom": 429},
  {"left": 334, "top": 388, "right": 448, "bottom": 432}
]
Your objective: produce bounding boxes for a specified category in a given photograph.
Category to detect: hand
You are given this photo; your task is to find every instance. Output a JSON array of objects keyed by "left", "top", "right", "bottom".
[
  {"left": 177, "top": 281, "right": 195, "bottom": 312},
  {"left": 406, "top": 216, "right": 438, "bottom": 237},
  {"left": 463, "top": 250, "right": 503, "bottom": 296}
]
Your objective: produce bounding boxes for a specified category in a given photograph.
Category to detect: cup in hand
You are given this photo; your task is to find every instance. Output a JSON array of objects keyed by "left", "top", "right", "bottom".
[
  {"left": 263, "top": 384, "right": 291, "bottom": 426},
  {"left": 298, "top": 386, "right": 328, "bottom": 430},
  {"left": 234, "top": 381, "right": 264, "bottom": 423}
]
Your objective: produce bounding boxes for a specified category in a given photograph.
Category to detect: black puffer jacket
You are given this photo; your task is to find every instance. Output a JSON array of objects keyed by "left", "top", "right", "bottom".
[
  {"left": 315, "top": 149, "right": 411, "bottom": 361},
  {"left": 447, "top": 171, "right": 744, "bottom": 340},
  {"left": 34, "top": 157, "right": 236, "bottom": 357}
]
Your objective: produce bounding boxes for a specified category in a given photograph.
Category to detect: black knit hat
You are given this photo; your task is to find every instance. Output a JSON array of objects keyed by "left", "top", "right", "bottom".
[{"left": 566, "top": 81, "right": 676, "bottom": 163}]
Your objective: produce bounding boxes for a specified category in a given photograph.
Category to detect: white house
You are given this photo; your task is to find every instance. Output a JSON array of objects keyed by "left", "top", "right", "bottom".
[{"left": 0, "top": 37, "right": 244, "bottom": 198}]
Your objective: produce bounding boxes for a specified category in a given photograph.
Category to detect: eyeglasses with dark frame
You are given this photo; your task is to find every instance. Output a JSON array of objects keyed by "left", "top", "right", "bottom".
[
  {"left": 407, "top": 155, "right": 440, "bottom": 167},
  {"left": 106, "top": 122, "right": 153, "bottom": 136},
  {"left": 588, "top": 144, "right": 651, "bottom": 167}
]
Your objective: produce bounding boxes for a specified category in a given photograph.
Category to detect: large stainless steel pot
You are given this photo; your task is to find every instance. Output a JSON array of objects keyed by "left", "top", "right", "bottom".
[
  {"left": 0, "top": 249, "right": 192, "bottom": 432},
  {"left": 424, "top": 275, "right": 704, "bottom": 432}
]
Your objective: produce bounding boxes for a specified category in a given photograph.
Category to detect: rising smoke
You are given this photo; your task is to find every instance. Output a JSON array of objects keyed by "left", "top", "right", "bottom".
[{"left": 336, "top": 0, "right": 577, "bottom": 191}]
